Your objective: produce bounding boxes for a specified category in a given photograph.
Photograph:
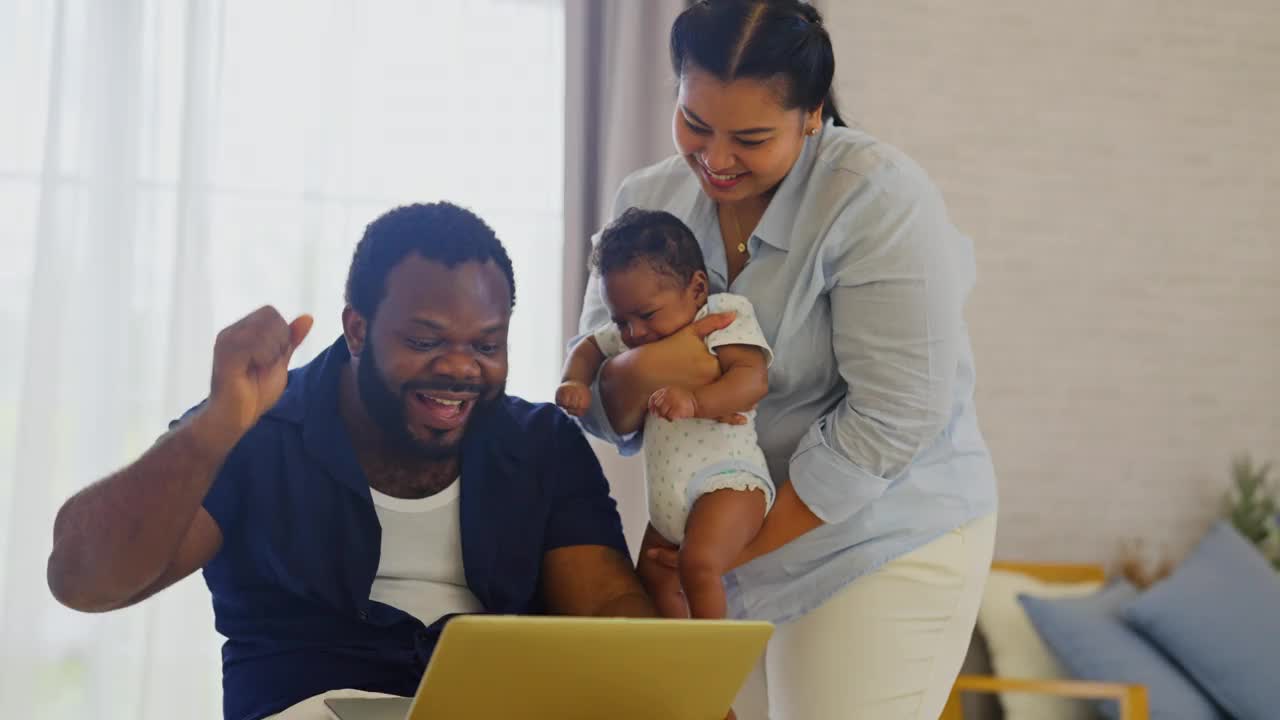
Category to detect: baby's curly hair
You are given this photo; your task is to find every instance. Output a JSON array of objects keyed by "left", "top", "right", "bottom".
[{"left": 590, "top": 208, "right": 707, "bottom": 287}]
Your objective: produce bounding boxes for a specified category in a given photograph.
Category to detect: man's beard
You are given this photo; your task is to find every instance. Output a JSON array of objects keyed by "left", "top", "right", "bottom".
[{"left": 355, "top": 341, "right": 501, "bottom": 460}]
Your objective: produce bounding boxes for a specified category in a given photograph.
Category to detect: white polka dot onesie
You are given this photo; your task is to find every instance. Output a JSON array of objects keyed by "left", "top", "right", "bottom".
[{"left": 593, "top": 293, "right": 775, "bottom": 544}]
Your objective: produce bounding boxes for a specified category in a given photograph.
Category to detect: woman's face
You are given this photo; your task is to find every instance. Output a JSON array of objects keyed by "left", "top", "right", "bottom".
[{"left": 673, "top": 65, "right": 822, "bottom": 205}]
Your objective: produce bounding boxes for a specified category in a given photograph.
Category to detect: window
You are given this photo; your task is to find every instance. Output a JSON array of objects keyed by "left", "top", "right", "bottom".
[{"left": 0, "top": 2, "right": 565, "bottom": 717}]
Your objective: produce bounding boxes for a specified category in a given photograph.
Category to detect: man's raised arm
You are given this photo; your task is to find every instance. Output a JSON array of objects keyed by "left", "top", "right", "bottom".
[{"left": 47, "top": 307, "right": 311, "bottom": 612}]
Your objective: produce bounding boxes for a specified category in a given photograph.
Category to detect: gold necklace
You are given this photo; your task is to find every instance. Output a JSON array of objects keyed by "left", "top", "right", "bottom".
[{"left": 727, "top": 205, "right": 747, "bottom": 254}]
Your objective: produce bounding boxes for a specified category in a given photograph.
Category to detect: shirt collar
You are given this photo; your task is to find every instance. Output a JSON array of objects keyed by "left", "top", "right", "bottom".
[
  {"left": 264, "top": 335, "right": 347, "bottom": 425},
  {"left": 752, "top": 119, "right": 829, "bottom": 253},
  {"left": 268, "top": 336, "right": 528, "bottom": 496},
  {"left": 272, "top": 337, "right": 369, "bottom": 496}
]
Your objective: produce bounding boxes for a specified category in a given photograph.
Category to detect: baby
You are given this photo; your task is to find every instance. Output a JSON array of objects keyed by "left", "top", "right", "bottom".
[{"left": 558, "top": 208, "right": 774, "bottom": 619}]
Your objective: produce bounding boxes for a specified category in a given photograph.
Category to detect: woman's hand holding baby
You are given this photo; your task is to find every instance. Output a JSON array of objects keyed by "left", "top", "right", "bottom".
[
  {"left": 648, "top": 386, "right": 750, "bottom": 425},
  {"left": 658, "top": 312, "right": 738, "bottom": 388},
  {"left": 598, "top": 311, "right": 740, "bottom": 432}
]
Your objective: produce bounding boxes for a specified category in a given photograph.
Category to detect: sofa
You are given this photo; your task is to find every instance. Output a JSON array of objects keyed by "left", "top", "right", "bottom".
[
  {"left": 940, "top": 562, "right": 1149, "bottom": 720},
  {"left": 945, "top": 520, "right": 1280, "bottom": 720}
]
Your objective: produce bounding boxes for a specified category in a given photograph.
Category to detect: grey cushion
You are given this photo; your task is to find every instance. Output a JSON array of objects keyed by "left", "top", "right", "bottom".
[
  {"left": 1124, "top": 522, "right": 1280, "bottom": 720},
  {"left": 1020, "top": 581, "right": 1222, "bottom": 720}
]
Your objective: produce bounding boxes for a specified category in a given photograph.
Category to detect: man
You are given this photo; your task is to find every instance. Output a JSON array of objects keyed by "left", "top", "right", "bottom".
[{"left": 47, "top": 203, "right": 657, "bottom": 720}]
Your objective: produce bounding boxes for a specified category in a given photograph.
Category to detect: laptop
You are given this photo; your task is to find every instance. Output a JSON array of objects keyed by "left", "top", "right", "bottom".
[{"left": 325, "top": 614, "right": 772, "bottom": 720}]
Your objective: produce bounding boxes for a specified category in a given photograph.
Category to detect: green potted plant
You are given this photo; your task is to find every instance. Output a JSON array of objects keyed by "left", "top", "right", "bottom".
[{"left": 1223, "top": 454, "right": 1280, "bottom": 570}]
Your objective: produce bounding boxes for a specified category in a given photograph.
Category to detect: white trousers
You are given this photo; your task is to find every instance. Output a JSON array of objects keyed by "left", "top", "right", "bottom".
[{"left": 733, "top": 512, "right": 997, "bottom": 720}]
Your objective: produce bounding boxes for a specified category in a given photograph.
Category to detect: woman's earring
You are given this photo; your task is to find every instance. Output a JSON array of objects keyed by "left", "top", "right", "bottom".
[{"left": 806, "top": 127, "right": 818, "bottom": 136}]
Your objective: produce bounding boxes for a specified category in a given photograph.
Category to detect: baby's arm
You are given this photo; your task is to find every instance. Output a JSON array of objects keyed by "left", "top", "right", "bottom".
[
  {"left": 692, "top": 344, "right": 768, "bottom": 418},
  {"left": 649, "top": 344, "right": 767, "bottom": 421},
  {"left": 557, "top": 337, "right": 606, "bottom": 417}
]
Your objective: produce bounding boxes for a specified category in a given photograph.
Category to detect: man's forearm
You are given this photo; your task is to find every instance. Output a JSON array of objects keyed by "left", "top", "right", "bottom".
[
  {"left": 47, "top": 405, "right": 240, "bottom": 610},
  {"left": 595, "top": 590, "right": 658, "bottom": 618},
  {"left": 542, "top": 545, "right": 659, "bottom": 618}
]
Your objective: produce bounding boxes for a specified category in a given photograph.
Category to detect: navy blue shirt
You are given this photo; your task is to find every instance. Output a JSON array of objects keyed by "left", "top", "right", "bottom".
[{"left": 193, "top": 338, "right": 629, "bottom": 720}]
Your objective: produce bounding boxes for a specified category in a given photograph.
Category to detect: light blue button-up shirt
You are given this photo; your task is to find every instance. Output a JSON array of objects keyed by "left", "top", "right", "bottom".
[{"left": 575, "top": 120, "right": 998, "bottom": 624}]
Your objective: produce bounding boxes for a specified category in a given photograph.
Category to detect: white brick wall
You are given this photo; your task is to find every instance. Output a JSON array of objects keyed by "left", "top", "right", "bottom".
[{"left": 821, "top": 1, "right": 1280, "bottom": 565}]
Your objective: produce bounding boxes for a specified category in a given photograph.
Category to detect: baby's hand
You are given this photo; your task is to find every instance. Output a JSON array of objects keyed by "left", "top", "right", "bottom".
[
  {"left": 556, "top": 381, "right": 592, "bottom": 417},
  {"left": 648, "top": 386, "right": 698, "bottom": 421}
]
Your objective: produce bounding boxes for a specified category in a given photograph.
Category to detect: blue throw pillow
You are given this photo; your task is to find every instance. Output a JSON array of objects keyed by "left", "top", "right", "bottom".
[
  {"left": 1019, "top": 581, "right": 1222, "bottom": 720},
  {"left": 1123, "top": 521, "right": 1280, "bottom": 720}
]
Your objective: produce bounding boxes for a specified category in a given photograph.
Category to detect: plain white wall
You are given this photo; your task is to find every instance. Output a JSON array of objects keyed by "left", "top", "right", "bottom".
[{"left": 821, "top": 0, "right": 1280, "bottom": 566}]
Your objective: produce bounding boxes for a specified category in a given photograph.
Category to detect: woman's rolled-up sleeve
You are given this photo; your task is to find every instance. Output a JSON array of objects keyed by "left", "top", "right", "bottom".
[{"left": 789, "top": 166, "right": 970, "bottom": 524}]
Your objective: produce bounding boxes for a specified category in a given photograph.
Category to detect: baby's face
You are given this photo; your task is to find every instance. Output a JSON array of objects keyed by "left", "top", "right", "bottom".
[{"left": 601, "top": 263, "right": 706, "bottom": 348}]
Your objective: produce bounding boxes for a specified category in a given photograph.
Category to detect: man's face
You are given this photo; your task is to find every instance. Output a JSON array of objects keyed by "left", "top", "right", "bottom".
[{"left": 348, "top": 255, "right": 511, "bottom": 459}]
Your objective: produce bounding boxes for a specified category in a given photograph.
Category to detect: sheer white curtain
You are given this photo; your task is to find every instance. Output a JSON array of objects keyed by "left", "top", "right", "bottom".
[
  {"left": 0, "top": 1, "right": 565, "bottom": 717},
  {"left": 563, "top": 0, "right": 686, "bottom": 556}
]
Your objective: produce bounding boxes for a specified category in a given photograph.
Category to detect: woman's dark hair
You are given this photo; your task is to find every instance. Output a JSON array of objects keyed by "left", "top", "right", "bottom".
[
  {"left": 670, "top": 0, "right": 846, "bottom": 127},
  {"left": 590, "top": 208, "right": 707, "bottom": 287}
]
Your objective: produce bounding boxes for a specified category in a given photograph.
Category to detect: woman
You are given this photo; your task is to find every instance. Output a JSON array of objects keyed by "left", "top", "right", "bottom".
[{"left": 574, "top": 1, "right": 998, "bottom": 718}]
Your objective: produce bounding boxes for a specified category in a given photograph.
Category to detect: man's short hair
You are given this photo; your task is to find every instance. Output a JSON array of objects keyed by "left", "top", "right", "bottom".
[{"left": 345, "top": 202, "right": 516, "bottom": 319}]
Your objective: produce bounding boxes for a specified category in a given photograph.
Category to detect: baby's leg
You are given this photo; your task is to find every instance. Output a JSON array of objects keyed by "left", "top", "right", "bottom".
[
  {"left": 638, "top": 522, "right": 690, "bottom": 619},
  {"left": 651, "top": 575, "right": 690, "bottom": 619},
  {"left": 680, "top": 488, "right": 767, "bottom": 619}
]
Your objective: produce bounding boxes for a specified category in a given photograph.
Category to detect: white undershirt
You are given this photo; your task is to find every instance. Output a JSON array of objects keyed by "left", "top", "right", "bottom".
[{"left": 368, "top": 478, "right": 482, "bottom": 627}]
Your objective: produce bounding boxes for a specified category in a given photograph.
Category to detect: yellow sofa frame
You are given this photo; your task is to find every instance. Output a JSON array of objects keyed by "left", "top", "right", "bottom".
[{"left": 939, "top": 561, "right": 1150, "bottom": 720}]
